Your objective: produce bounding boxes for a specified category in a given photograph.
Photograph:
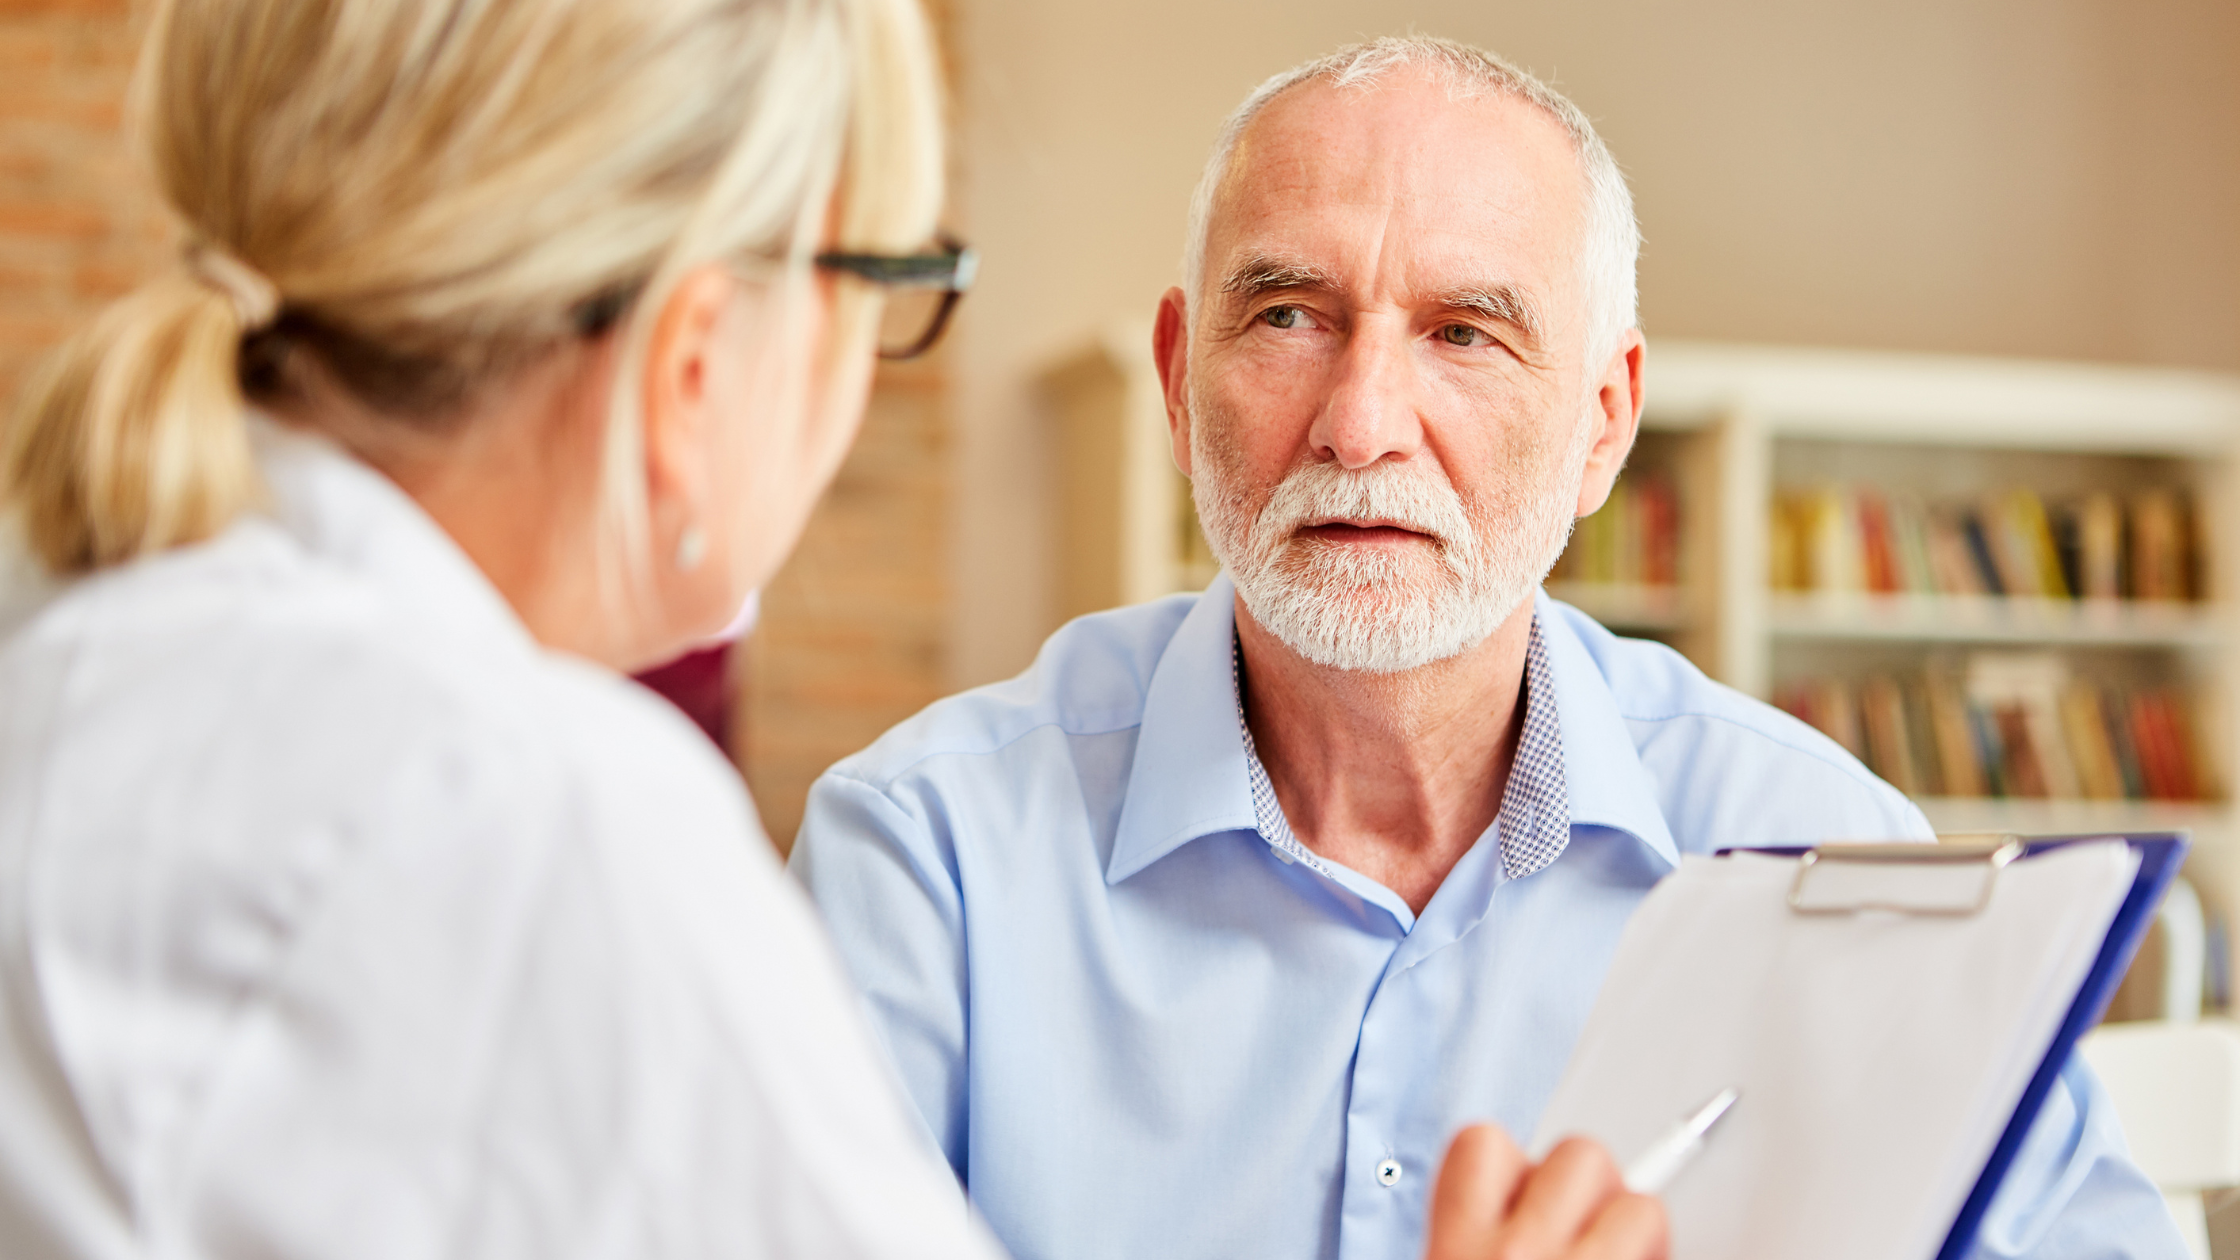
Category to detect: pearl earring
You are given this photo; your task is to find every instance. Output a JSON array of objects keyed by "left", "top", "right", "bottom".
[{"left": 675, "top": 524, "right": 707, "bottom": 573}]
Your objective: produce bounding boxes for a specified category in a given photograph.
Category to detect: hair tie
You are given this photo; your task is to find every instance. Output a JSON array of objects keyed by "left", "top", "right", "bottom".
[{"left": 183, "top": 240, "right": 281, "bottom": 330}]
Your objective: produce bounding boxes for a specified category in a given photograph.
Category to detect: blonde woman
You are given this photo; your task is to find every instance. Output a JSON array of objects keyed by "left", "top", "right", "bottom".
[
  {"left": 0, "top": 0, "right": 1003, "bottom": 1254},
  {"left": 0, "top": 1, "right": 1659, "bottom": 1257}
]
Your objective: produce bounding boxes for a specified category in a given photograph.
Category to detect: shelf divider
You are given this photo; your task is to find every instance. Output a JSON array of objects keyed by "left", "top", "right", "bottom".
[{"left": 1765, "top": 592, "right": 2229, "bottom": 647}]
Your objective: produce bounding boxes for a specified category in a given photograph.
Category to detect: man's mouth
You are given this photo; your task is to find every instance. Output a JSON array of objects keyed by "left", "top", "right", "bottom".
[{"left": 1296, "top": 520, "right": 1438, "bottom": 547}]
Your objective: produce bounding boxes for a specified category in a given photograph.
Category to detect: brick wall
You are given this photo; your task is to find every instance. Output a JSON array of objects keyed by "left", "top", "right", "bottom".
[
  {"left": 744, "top": 356, "right": 951, "bottom": 852},
  {"left": 0, "top": 0, "right": 167, "bottom": 405},
  {"left": 0, "top": 1, "right": 955, "bottom": 853}
]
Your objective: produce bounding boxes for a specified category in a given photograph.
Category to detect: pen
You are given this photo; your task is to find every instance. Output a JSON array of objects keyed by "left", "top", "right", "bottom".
[{"left": 1622, "top": 1087, "right": 1739, "bottom": 1194}]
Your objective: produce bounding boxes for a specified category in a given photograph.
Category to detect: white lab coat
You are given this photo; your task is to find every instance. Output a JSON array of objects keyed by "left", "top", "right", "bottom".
[{"left": 0, "top": 418, "right": 997, "bottom": 1260}]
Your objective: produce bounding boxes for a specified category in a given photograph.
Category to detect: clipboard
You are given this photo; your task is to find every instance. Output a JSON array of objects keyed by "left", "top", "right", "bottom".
[
  {"left": 1532, "top": 831, "right": 2186, "bottom": 1260},
  {"left": 1763, "top": 834, "right": 2185, "bottom": 1260}
]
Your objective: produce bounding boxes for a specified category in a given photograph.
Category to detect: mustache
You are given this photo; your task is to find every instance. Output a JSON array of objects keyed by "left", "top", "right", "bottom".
[{"left": 1253, "top": 461, "right": 1476, "bottom": 558}]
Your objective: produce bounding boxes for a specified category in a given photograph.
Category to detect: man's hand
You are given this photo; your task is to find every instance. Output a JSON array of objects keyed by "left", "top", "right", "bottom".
[{"left": 1424, "top": 1126, "right": 1667, "bottom": 1260}]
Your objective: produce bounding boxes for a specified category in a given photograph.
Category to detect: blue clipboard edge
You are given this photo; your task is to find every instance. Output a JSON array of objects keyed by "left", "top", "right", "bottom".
[{"left": 1713, "top": 833, "right": 2188, "bottom": 1260}]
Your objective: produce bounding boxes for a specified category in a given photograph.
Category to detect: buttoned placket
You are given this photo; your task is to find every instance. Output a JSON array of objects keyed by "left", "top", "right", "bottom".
[{"left": 1231, "top": 618, "right": 1572, "bottom": 1258}]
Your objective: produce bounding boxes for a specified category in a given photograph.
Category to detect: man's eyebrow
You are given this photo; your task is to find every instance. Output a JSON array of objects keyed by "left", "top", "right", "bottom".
[
  {"left": 1219, "top": 255, "right": 1338, "bottom": 299},
  {"left": 1435, "top": 284, "right": 1547, "bottom": 343}
]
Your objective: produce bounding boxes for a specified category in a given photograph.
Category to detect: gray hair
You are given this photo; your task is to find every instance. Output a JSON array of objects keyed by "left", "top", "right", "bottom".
[{"left": 1182, "top": 35, "right": 1640, "bottom": 362}]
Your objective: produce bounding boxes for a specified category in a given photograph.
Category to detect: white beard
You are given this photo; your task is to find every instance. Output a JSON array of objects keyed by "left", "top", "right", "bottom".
[{"left": 1190, "top": 396, "right": 1594, "bottom": 675}]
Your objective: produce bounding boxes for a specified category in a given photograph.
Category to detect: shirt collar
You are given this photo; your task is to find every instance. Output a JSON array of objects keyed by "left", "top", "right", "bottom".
[
  {"left": 0, "top": 516, "right": 58, "bottom": 642},
  {"left": 1107, "top": 578, "right": 1680, "bottom": 884},
  {"left": 249, "top": 414, "right": 539, "bottom": 658},
  {"left": 1108, "top": 575, "right": 1258, "bottom": 884},
  {"left": 1534, "top": 590, "right": 1679, "bottom": 869},
  {"left": 1490, "top": 616, "right": 1572, "bottom": 877}
]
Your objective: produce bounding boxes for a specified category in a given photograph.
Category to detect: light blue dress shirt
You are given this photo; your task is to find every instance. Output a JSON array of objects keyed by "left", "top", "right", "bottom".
[{"left": 792, "top": 576, "right": 2183, "bottom": 1260}]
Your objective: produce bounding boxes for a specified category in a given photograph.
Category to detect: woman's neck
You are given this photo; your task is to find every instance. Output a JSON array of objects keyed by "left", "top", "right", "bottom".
[{"left": 268, "top": 340, "right": 664, "bottom": 670}]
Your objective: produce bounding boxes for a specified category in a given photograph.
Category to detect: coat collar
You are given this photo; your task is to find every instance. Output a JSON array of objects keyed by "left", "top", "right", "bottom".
[
  {"left": 1535, "top": 592, "right": 1678, "bottom": 869},
  {"left": 0, "top": 416, "right": 535, "bottom": 660},
  {"left": 250, "top": 415, "right": 539, "bottom": 658}
]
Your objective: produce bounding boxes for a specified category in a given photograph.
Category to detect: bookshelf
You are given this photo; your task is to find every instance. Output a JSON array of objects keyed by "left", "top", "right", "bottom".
[{"left": 1040, "top": 330, "right": 2240, "bottom": 984}]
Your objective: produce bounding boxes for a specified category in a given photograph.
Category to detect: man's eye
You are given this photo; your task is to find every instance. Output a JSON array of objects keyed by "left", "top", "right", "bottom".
[
  {"left": 1440, "top": 324, "right": 1485, "bottom": 347},
  {"left": 1261, "top": 306, "right": 1303, "bottom": 330}
]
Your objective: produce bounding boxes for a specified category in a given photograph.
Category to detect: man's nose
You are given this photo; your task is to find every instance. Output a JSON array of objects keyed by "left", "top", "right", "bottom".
[{"left": 1308, "top": 317, "right": 1424, "bottom": 470}]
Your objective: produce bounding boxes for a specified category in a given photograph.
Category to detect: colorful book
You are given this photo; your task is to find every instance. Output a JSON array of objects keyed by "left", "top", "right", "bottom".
[
  {"left": 2130, "top": 490, "right": 2188, "bottom": 601},
  {"left": 1769, "top": 482, "right": 2196, "bottom": 606},
  {"left": 1961, "top": 512, "right": 2006, "bottom": 597},
  {"left": 2075, "top": 493, "right": 2123, "bottom": 601},
  {"left": 1779, "top": 659, "right": 2212, "bottom": 804}
]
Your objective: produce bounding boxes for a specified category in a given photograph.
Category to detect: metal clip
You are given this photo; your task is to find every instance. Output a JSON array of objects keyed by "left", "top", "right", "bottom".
[{"left": 1787, "top": 838, "right": 2025, "bottom": 916}]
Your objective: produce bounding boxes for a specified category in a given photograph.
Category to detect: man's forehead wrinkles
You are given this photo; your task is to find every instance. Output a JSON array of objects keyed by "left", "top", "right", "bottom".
[
  {"left": 1218, "top": 168, "right": 1570, "bottom": 288},
  {"left": 1215, "top": 121, "right": 1575, "bottom": 323},
  {"left": 1239, "top": 87, "right": 1554, "bottom": 198},
  {"left": 1215, "top": 237, "right": 1549, "bottom": 324},
  {"left": 1209, "top": 78, "right": 1590, "bottom": 308}
]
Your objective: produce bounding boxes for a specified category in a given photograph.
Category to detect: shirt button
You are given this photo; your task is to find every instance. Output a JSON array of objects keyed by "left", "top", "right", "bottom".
[{"left": 1376, "top": 1158, "right": 1403, "bottom": 1187}]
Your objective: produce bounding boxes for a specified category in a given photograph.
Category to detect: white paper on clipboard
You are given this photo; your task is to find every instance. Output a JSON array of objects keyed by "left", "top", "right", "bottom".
[{"left": 1530, "top": 841, "right": 2138, "bottom": 1260}]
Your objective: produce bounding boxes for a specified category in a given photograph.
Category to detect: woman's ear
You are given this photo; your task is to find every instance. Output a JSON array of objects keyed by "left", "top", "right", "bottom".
[{"left": 640, "top": 266, "right": 743, "bottom": 517}]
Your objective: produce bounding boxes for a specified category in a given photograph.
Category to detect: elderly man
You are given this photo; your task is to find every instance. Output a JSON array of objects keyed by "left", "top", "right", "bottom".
[{"left": 791, "top": 35, "right": 2181, "bottom": 1260}]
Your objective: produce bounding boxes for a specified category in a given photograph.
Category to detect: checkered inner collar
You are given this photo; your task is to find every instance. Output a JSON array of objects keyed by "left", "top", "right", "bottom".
[{"left": 1232, "top": 615, "right": 1572, "bottom": 882}]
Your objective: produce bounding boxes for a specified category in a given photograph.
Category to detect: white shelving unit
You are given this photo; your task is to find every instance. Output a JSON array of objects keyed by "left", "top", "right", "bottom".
[
  {"left": 1763, "top": 593, "right": 2227, "bottom": 649},
  {"left": 1040, "top": 330, "right": 2240, "bottom": 972},
  {"left": 1622, "top": 341, "right": 2240, "bottom": 961}
]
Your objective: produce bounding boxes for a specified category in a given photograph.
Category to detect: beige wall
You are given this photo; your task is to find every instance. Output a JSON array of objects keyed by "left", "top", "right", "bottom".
[{"left": 948, "top": 0, "right": 2240, "bottom": 687}]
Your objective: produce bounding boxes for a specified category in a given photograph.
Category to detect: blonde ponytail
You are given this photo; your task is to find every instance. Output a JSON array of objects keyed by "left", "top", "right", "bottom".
[{"left": 2, "top": 261, "right": 266, "bottom": 574}]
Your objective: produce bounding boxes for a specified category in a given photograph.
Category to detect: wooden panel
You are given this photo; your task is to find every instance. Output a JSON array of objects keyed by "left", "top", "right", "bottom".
[{"left": 742, "top": 360, "right": 951, "bottom": 853}]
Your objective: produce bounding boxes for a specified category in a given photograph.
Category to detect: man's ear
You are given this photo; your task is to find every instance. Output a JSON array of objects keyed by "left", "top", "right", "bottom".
[
  {"left": 1573, "top": 329, "right": 1647, "bottom": 518},
  {"left": 1153, "top": 286, "right": 1192, "bottom": 475},
  {"left": 639, "top": 266, "right": 739, "bottom": 510}
]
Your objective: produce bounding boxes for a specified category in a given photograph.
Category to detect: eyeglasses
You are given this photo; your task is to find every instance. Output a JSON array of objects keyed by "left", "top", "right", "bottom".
[
  {"left": 569, "top": 234, "right": 976, "bottom": 357},
  {"left": 815, "top": 233, "right": 976, "bottom": 360}
]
